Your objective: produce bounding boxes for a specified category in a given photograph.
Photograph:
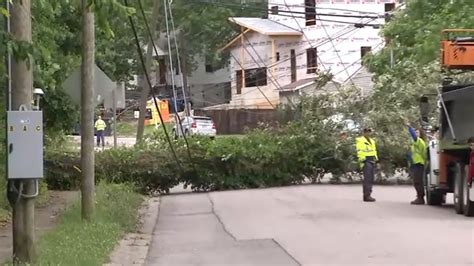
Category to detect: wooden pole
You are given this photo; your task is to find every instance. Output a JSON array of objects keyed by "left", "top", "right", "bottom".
[
  {"left": 10, "top": 0, "right": 36, "bottom": 263},
  {"left": 81, "top": 0, "right": 95, "bottom": 221}
]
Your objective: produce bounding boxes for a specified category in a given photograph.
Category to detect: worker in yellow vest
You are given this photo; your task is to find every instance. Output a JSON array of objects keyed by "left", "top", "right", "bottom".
[
  {"left": 406, "top": 121, "right": 427, "bottom": 205},
  {"left": 94, "top": 116, "right": 107, "bottom": 148},
  {"left": 356, "top": 128, "right": 378, "bottom": 202}
]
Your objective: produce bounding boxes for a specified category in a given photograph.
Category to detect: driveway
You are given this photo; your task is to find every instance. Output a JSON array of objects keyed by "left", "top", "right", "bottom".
[{"left": 146, "top": 185, "right": 474, "bottom": 266}]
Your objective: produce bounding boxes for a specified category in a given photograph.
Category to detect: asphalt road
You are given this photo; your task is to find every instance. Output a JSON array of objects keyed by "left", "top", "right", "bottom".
[{"left": 146, "top": 185, "right": 474, "bottom": 266}]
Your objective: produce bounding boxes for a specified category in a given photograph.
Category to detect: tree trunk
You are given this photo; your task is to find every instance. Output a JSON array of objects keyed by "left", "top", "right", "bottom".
[
  {"left": 10, "top": 0, "right": 36, "bottom": 263},
  {"left": 81, "top": 0, "right": 95, "bottom": 221},
  {"left": 136, "top": 0, "right": 160, "bottom": 143}
]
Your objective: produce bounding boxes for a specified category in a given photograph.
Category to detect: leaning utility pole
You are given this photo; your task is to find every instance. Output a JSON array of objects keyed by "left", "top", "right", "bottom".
[
  {"left": 136, "top": 0, "right": 160, "bottom": 143},
  {"left": 81, "top": 0, "right": 95, "bottom": 221},
  {"left": 9, "top": 0, "right": 36, "bottom": 263}
]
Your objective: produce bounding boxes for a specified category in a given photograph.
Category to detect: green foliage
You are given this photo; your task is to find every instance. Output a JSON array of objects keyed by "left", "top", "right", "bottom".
[
  {"left": 36, "top": 182, "right": 143, "bottom": 266},
  {"left": 44, "top": 90, "right": 362, "bottom": 194},
  {"left": 167, "top": 0, "right": 267, "bottom": 68},
  {"left": 96, "top": 145, "right": 180, "bottom": 194},
  {"left": 368, "top": 0, "right": 474, "bottom": 75},
  {"left": 0, "top": 176, "right": 9, "bottom": 224}
]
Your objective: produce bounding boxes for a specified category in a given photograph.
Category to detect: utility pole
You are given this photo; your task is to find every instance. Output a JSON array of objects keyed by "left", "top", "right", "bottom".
[
  {"left": 9, "top": 0, "right": 36, "bottom": 263},
  {"left": 113, "top": 82, "right": 120, "bottom": 149},
  {"left": 81, "top": 0, "right": 95, "bottom": 221},
  {"left": 136, "top": 0, "right": 160, "bottom": 143}
]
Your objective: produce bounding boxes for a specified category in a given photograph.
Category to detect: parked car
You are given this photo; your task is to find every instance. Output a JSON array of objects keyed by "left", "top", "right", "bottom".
[{"left": 172, "top": 116, "right": 216, "bottom": 139}]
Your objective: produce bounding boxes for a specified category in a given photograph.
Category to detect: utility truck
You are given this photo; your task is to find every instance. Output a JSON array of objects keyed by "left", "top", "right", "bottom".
[{"left": 421, "top": 29, "right": 474, "bottom": 216}]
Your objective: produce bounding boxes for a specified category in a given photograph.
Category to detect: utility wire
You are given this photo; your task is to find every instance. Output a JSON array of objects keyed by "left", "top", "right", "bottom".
[
  {"left": 167, "top": 0, "right": 190, "bottom": 116},
  {"left": 124, "top": 0, "right": 184, "bottom": 172},
  {"left": 228, "top": 52, "right": 276, "bottom": 109},
  {"left": 233, "top": 21, "right": 297, "bottom": 108},
  {"left": 267, "top": 2, "right": 383, "bottom": 15},
  {"left": 316, "top": 13, "right": 358, "bottom": 86},
  {"left": 281, "top": 0, "right": 343, "bottom": 89},
  {"left": 190, "top": 0, "right": 384, "bottom": 19},
  {"left": 138, "top": 0, "right": 196, "bottom": 169},
  {"left": 227, "top": 23, "right": 366, "bottom": 72}
]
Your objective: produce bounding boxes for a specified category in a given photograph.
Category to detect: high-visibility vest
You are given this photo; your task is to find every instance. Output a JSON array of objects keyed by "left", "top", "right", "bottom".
[
  {"left": 410, "top": 137, "right": 426, "bottom": 165},
  {"left": 356, "top": 136, "right": 378, "bottom": 164},
  {"left": 95, "top": 119, "right": 106, "bottom": 131}
]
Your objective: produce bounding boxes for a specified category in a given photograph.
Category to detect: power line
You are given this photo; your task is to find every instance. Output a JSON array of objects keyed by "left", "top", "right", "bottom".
[
  {"left": 228, "top": 52, "right": 276, "bottom": 109},
  {"left": 190, "top": 0, "right": 384, "bottom": 19},
  {"left": 235, "top": 22, "right": 297, "bottom": 108},
  {"left": 123, "top": 0, "right": 184, "bottom": 172},
  {"left": 161, "top": 0, "right": 197, "bottom": 168},
  {"left": 267, "top": 2, "right": 383, "bottom": 15},
  {"left": 167, "top": 0, "right": 190, "bottom": 115}
]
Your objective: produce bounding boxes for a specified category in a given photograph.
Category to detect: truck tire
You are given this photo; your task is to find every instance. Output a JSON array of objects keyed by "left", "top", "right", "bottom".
[
  {"left": 462, "top": 166, "right": 474, "bottom": 217},
  {"left": 424, "top": 164, "right": 443, "bottom": 206},
  {"left": 453, "top": 162, "right": 464, "bottom": 214}
]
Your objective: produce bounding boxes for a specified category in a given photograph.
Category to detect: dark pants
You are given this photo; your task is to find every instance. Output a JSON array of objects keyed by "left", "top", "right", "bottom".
[
  {"left": 96, "top": 130, "right": 105, "bottom": 147},
  {"left": 363, "top": 160, "right": 375, "bottom": 197},
  {"left": 411, "top": 164, "right": 425, "bottom": 198}
]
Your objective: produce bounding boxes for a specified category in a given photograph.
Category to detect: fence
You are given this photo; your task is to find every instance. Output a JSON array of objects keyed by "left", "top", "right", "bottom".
[{"left": 194, "top": 108, "right": 283, "bottom": 135}]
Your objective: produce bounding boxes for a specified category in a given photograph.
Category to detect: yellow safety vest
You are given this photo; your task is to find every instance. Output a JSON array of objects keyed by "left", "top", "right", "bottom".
[
  {"left": 411, "top": 137, "right": 427, "bottom": 165},
  {"left": 356, "top": 136, "right": 378, "bottom": 165},
  {"left": 95, "top": 119, "right": 106, "bottom": 131}
]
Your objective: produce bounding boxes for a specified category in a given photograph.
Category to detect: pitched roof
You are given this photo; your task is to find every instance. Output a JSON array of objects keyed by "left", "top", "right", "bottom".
[
  {"left": 279, "top": 78, "right": 316, "bottom": 92},
  {"left": 228, "top": 17, "right": 302, "bottom": 36}
]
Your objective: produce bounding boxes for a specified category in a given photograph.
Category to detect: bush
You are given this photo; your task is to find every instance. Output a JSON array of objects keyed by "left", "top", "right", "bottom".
[
  {"left": 42, "top": 86, "right": 424, "bottom": 194},
  {"left": 45, "top": 150, "right": 81, "bottom": 190},
  {"left": 96, "top": 145, "right": 180, "bottom": 194}
]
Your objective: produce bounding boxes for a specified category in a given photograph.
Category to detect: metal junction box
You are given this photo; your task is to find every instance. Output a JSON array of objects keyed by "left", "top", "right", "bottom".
[{"left": 7, "top": 111, "right": 43, "bottom": 179}]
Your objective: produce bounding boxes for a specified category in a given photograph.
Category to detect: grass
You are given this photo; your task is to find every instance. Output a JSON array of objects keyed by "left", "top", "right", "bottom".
[
  {"left": 0, "top": 174, "right": 9, "bottom": 225},
  {"left": 115, "top": 121, "right": 162, "bottom": 137},
  {"left": 34, "top": 182, "right": 143, "bottom": 266}
]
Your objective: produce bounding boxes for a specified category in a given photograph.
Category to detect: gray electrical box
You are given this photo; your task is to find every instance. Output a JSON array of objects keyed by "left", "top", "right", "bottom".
[{"left": 7, "top": 111, "right": 43, "bottom": 179}]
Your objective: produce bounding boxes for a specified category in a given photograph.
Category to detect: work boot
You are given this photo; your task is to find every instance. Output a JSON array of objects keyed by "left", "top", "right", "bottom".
[
  {"left": 363, "top": 196, "right": 376, "bottom": 202},
  {"left": 410, "top": 197, "right": 425, "bottom": 205}
]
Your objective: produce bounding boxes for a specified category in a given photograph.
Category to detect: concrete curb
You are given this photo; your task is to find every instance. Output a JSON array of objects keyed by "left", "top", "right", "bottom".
[{"left": 104, "top": 197, "right": 160, "bottom": 266}]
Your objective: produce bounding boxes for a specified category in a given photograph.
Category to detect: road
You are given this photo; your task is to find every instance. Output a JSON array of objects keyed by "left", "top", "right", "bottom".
[
  {"left": 71, "top": 136, "right": 136, "bottom": 148},
  {"left": 146, "top": 185, "right": 474, "bottom": 266}
]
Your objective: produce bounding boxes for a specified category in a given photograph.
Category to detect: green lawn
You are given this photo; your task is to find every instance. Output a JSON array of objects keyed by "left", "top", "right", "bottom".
[
  {"left": 33, "top": 183, "right": 143, "bottom": 266},
  {"left": 0, "top": 177, "right": 8, "bottom": 225},
  {"left": 115, "top": 121, "right": 167, "bottom": 137}
]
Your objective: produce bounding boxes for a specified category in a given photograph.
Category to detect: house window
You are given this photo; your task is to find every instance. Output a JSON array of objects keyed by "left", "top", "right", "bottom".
[
  {"left": 205, "top": 64, "right": 214, "bottom": 73},
  {"left": 271, "top": 6, "right": 279, "bottom": 15},
  {"left": 236, "top": 70, "right": 242, "bottom": 94},
  {"left": 306, "top": 48, "right": 317, "bottom": 74},
  {"left": 276, "top": 52, "right": 280, "bottom": 61},
  {"left": 361, "top": 46, "right": 372, "bottom": 59},
  {"left": 244, "top": 67, "right": 267, "bottom": 87},
  {"left": 384, "top": 3, "right": 395, "bottom": 22},
  {"left": 305, "top": 0, "right": 316, "bottom": 26}
]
